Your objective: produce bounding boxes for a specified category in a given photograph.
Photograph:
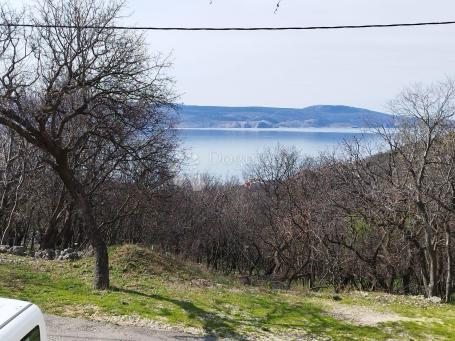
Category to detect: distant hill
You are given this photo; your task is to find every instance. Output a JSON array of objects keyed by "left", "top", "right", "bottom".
[{"left": 176, "top": 105, "right": 394, "bottom": 128}]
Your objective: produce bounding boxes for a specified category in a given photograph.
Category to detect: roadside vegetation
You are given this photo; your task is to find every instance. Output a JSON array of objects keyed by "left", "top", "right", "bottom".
[{"left": 1, "top": 245, "right": 455, "bottom": 340}]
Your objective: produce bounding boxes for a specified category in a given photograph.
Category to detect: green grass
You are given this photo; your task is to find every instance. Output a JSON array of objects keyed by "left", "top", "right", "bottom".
[{"left": 1, "top": 245, "right": 454, "bottom": 340}]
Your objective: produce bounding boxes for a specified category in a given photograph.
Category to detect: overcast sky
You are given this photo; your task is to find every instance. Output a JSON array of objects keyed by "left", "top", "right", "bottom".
[{"left": 17, "top": 0, "right": 455, "bottom": 111}]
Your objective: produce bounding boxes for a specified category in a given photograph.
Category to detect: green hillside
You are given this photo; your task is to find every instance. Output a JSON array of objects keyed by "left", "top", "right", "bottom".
[{"left": 0, "top": 245, "right": 454, "bottom": 340}]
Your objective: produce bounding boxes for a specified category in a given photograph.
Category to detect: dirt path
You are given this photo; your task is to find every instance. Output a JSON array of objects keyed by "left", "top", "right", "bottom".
[
  {"left": 324, "top": 302, "right": 405, "bottom": 326},
  {"left": 45, "top": 315, "right": 218, "bottom": 341}
]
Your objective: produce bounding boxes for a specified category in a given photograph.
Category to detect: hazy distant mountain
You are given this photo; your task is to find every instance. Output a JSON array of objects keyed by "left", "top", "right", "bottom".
[{"left": 177, "top": 105, "right": 394, "bottom": 128}]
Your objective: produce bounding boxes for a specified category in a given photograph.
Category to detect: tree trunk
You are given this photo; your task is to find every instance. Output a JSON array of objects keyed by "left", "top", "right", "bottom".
[
  {"left": 0, "top": 169, "right": 24, "bottom": 245},
  {"left": 445, "top": 226, "right": 452, "bottom": 303},
  {"left": 41, "top": 188, "right": 66, "bottom": 250},
  {"left": 91, "top": 229, "right": 110, "bottom": 290},
  {"left": 55, "top": 158, "right": 109, "bottom": 290},
  {"left": 421, "top": 222, "right": 438, "bottom": 298},
  {"left": 29, "top": 226, "right": 36, "bottom": 254},
  {"left": 76, "top": 191, "right": 109, "bottom": 289},
  {"left": 427, "top": 248, "right": 438, "bottom": 298},
  {"left": 40, "top": 223, "right": 58, "bottom": 250},
  {"left": 60, "top": 205, "right": 74, "bottom": 249}
]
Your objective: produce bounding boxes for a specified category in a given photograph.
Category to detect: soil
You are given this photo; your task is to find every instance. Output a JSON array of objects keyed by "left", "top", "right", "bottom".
[{"left": 325, "top": 302, "right": 406, "bottom": 326}]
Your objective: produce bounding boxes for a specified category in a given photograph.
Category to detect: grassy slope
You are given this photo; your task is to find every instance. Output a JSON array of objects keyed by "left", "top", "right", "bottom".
[{"left": 0, "top": 245, "right": 454, "bottom": 340}]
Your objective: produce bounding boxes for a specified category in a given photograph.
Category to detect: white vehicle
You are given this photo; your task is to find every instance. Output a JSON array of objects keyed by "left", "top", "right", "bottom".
[{"left": 0, "top": 298, "right": 47, "bottom": 341}]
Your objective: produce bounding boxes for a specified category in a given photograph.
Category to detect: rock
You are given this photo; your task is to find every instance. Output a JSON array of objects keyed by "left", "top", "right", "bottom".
[
  {"left": 34, "top": 250, "right": 44, "bottom": 258},
  {"left": 428, "top": 296, "right": 442, "bottom": 304},
  {"left": 190, "top": 278, "right": 211, "bottom": 287},
  {"left": 239, "top": 276, "right": 252, "bottom": 285},
  {"left": 270, "top": 281, "right": 287, "bottom": 290},
  {"left": 46, "top": 249, "right": 54, "bottom": 259},
  {"left": 332, "top": 294, "right": 343, "bottom": 301},
  {"left": 10, "top": 246, "right": 25, "bottom": 256},
  {"left": 0, "top": 245, "right": 10, "bottom": 253},
  {"left": 57, "top": 248, "right": 80, "bottom": 260},
  {"left": 58, "top": 252, "right": 80, "bottom": 261},
  {"left": 81, "top": 246, "right": 94, "bottom": 257},
  {"left": 35, "top": 249, "right": 56, "bottom": 260},
  {"left": 67, "top": 252, "right": 80, "bottom": 260},
  {"left": 61, "top": 248, "right": 74, "bottom": 255}
]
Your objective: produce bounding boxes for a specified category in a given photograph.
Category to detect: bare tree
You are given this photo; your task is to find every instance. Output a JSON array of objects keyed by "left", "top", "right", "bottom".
[
  {"left": 383, "top": 79, "right": 455, "bottom": 298},
  {"left": 245, "top": 146, "right": 325, "bottom": 287},
  {"left": 0, "top": 0, "right": 177, "bottom": 289},
  {"left": 0, "top": 128, "right": 40, "bottom": 246},
  {"left": 330, "top": 79, "right": 455, "bottom": 299}
]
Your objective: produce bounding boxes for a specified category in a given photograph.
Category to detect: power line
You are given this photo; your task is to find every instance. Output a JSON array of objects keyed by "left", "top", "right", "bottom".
[{"left": 1, "top": 20, "right": 455, "bottom": 31}]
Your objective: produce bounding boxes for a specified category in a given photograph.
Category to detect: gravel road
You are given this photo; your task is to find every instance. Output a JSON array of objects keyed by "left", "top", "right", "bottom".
[{"left": 45, "top": 315, "right": 218, "bottom": 341}]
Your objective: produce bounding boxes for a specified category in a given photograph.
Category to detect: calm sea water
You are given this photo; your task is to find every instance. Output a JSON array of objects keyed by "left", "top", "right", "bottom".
[{"left": 179, "top": 128, "right": 381, "bottom": 179}]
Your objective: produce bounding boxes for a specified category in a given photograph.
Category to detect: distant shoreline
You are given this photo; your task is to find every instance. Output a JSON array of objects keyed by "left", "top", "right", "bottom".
[
  {"left": 177, "top": 104, "right": 395, "bottom": 131},
  {"left": 175, "top": 127, "right": 380, "bottom": 134}
]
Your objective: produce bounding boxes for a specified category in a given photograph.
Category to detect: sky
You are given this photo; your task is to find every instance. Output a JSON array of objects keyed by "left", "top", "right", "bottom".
[{"left": 16, "top": 0, "right": 455, "bottom": 112}]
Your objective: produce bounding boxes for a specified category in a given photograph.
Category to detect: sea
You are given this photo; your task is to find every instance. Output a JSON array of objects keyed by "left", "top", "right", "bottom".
[{"left": 179, "top": 128, "right": 382, "bottom": 179}]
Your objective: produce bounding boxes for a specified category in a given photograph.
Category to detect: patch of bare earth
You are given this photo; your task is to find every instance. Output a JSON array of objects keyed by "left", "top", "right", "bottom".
[{"left": 324, "top": 302, "right": 406, "bottom": 326}]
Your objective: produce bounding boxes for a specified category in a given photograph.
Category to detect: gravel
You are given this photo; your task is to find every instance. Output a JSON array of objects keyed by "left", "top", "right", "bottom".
[{"left": 45, "top": 315, "right": 219, "bottom": 341}]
